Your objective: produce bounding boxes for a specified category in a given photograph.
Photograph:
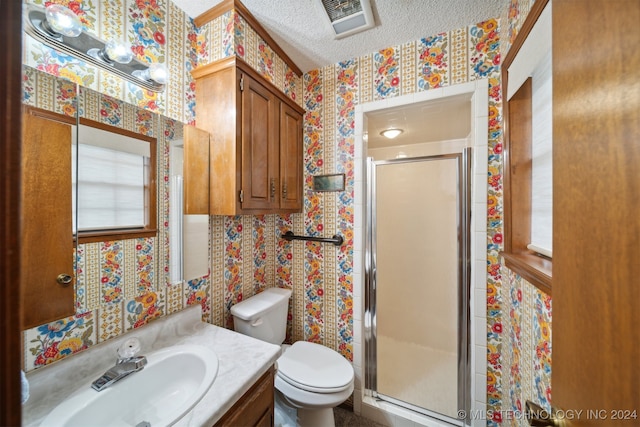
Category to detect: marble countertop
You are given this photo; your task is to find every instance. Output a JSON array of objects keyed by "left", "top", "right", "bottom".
[{"left": 22, "top": 305, "right": 281, "bottom": 426}]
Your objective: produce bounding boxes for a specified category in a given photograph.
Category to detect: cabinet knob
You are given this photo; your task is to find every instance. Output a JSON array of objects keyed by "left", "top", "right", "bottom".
[
  {"left": 270, "top": 178, "right": 276, "bottom": 200},
  {"left": 56, "top": 274, "right": 73, "bottom": 286},
  {"left": 282, "top": 182, "right": 288, "bottom": 200}
]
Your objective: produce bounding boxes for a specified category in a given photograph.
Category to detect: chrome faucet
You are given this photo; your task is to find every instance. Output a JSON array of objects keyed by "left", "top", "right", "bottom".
[{"left": 91, "top": 338, "right": 147, "bottom": 391}]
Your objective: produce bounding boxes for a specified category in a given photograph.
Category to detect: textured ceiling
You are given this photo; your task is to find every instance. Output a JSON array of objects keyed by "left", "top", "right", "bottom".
[{"left": 173, "top": 0, "right": 506, "bottom": 72}]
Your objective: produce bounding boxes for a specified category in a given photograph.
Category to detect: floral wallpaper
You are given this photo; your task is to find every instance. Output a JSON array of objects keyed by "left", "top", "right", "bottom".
[
  {"left": 500, "top": 270, "right": 552, "bottom": 427},
  {"left": 197, "top": 9, "right": 302, "bottom": 106}
]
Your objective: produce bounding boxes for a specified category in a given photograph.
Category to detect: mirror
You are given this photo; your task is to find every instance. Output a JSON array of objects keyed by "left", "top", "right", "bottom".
[
  {"left": 168, "top": 138, "right": 209, "bottom": 288},
  {"left": 21, "top": 64, "right": 181, "bottom": 327}
]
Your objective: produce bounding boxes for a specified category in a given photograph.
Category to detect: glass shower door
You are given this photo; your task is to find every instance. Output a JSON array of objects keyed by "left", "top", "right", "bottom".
[{"left": 367, "top": 152, "right": 470, "bottom": 423}]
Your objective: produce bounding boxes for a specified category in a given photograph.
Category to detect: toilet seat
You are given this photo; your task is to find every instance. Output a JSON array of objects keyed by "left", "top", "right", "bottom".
[{"left": 276, "top": 341, "right": 354, "bottom": 394}]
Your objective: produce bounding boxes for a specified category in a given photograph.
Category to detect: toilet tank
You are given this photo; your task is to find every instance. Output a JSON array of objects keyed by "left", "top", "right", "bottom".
[{"left": 230, "top": 288, "right": 292, "bottom": 345}]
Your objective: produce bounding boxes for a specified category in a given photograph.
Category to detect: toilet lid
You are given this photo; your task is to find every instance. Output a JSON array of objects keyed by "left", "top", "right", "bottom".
[{"left": 276, "top": 341, "right": 354, "bottom": 393}]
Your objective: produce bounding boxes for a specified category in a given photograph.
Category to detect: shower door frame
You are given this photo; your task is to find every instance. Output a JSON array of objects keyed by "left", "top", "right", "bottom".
[{"left": 364, "top": 149, "right": 472, "bottom": 425}]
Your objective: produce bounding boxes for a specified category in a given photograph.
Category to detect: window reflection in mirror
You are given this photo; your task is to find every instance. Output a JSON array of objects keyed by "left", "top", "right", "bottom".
[{"left": 72, "top": 119, "right": 157, "bottom": 244}]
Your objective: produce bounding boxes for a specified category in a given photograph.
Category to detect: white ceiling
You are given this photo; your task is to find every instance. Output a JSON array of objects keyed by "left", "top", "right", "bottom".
[
  {"left": 366, "top": 94, "right": 471, "bottom": 149},
  {"left": 173, "top": 0, "right": 506, "bottom": 73}
]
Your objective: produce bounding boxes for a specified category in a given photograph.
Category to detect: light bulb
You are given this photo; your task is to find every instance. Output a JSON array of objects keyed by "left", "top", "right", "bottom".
[
  {"left": 148, "top": 63, "right": 168, "bottom": 84},
  {"left": 44, "top": 4, "right": 82, "bottom": 38},
  {"left": 87, "top": 41, "right": 133, "bottom": 65},
  {"left": 133, "top": 63, "right": 168, "bottom": 85},
  {"left": 104, "top": 40, "right": 133, "bottom": 64}
]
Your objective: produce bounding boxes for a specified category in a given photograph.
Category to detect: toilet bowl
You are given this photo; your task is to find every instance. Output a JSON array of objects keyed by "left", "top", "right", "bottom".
[
  {"left": 276, "top": 341, "right": 354, "bottom": 425},
  {"left": 230, "top": 288, "right": 354, "bottom": 427}
]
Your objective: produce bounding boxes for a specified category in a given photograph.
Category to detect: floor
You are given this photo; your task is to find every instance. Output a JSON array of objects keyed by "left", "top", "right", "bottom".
[
  {"left": 275, "top": 396, "right": 384, "bottom": 427},
  {"left": 334, "top": 406, "right": 385, "bottom": 427}
]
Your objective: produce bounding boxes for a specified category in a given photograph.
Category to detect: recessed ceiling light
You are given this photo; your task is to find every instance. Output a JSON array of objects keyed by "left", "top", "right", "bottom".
[{"left": 380, "top": 128, "right": 403, "bottom": 139}]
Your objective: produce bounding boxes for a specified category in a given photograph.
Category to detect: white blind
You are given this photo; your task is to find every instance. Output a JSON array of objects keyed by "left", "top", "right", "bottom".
[
  {"left": 73, "top": 123, "right": 150, "bottom": 233},
  {"left": 73, "top": 144, "right": 146, "bottom": 231},
  {"left": 528, "top": 50, "right": 553, "bottom": 257}
]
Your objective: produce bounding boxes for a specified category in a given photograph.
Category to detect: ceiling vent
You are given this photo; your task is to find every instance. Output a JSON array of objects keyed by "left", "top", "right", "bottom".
[{"left": 316, "top": 0, "right": 375, "bottom": 39}]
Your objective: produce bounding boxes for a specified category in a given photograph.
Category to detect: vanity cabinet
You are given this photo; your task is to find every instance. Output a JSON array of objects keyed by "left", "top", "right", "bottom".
[
  {"left": 188, "top": 56, "right": 303, "bottom": 215},
  {"left": 214, "top": 367, "right": 274, "bottom": 427}
]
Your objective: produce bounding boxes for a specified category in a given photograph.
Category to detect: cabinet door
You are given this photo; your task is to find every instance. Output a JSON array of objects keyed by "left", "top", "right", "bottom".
[
  {"left": 279, "top": 102, "right": 303, "bottom": 211},
  {"left": 183, "top": 125, "right": 210, "bottom": 215},
  {"left": 214, "top": 368, "right": 274, "bottom": 427},
  {"left": 21, "top": 107, "right": 75, "bottom": 329},
  {"left": 240, "top": 73, "right": 278, "bottom": 210}
]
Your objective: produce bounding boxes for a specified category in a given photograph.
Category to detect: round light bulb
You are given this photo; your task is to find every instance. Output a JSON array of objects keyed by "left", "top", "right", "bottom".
[
  {"left": 105, "top": 40, "right": 133, "bottom": 64},
  {"left": 147, "top": 63, "right": 168, "bottom": 84},
  {"left": 44, "top": 4, "right": 82, "bottom": 37},
  {"left": 133, "top": 63, "right": 168, "bottom": 85}
]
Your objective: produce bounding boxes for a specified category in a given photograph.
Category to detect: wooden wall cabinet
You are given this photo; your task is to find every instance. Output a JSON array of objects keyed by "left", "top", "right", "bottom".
[
  {"left": 188, "top": 57, "right": 304, "bottom": 216},
  {"left": 214, "top": 367, "right": 274, "bottom": 427}
]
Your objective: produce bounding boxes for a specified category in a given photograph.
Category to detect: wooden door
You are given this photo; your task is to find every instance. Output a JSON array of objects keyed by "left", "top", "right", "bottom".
[
  {"left": 240, "top": 73, "right": 278, "bottom": 210},
  {"left": 183, "top": 125, "right": 210, "bottom": 215},
  {"left": 20, "top": 107, "right": 75, "bottom": 329},
  {"left": 552, "top": 0, "right": 640, "bottom": 425},
  {"left": 279, "top": 102, "right": 303, "bottom": 211}
]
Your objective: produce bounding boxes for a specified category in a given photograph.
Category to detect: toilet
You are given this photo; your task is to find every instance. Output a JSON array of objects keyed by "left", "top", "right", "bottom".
[{"left": 231, "top": 287, "right": 354, "bottom": 427}]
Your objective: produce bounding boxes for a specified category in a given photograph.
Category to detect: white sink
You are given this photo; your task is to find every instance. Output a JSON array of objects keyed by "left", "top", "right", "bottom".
[{"left": 41, "top": 344, "right": 219, "bottom": 427}]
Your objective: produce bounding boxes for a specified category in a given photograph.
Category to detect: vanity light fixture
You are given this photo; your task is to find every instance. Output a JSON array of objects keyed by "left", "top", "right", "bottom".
[
  {"left": 24, "top": 4, "right": 167, "bottom": 92},
  {"left": 380, "top": 128, "right": 404, "bottom": 139}
]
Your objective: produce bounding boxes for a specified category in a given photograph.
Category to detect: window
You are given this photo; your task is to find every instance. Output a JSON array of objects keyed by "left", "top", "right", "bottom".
[
  {"left": 529, "top": 51, "right": 553, "bottom": 258},
  {"left": 501, "top": 0, "right": 552, "bottom": 294},
  {"left": 73, "top": 119, "right": 157, "bottom": 243}
]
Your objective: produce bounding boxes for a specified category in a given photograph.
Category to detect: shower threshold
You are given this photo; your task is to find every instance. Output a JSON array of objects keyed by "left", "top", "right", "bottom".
[{"left": 363, "top": 393, "right": 465, "bottom": 427}]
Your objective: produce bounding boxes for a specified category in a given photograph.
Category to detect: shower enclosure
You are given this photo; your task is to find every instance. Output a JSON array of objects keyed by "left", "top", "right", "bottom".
[{"left": 365, "top": 150, "right": 471, "bottom": 425}]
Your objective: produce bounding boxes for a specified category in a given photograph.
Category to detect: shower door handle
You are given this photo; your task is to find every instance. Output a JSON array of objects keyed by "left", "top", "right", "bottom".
[{"left": 525, "top": 401, "right": 566, "bottom": 426}]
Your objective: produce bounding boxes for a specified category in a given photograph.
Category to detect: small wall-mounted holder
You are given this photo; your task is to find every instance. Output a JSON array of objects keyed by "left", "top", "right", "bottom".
[
  {"left": 23, "top": 4, "right": 166, "bottom": 92},
  {"left": 312, "top": 173, "right": 345, "bottom": 192}
]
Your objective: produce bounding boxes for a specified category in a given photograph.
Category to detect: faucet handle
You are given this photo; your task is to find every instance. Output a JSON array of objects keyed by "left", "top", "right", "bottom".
[{"left": 117, "top": 337, "right": 142, "bottom": 360}]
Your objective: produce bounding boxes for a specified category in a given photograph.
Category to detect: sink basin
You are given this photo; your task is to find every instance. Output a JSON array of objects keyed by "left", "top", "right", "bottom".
[{"left": 41, "top": 344, "right": 219, "bottom": 427}]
